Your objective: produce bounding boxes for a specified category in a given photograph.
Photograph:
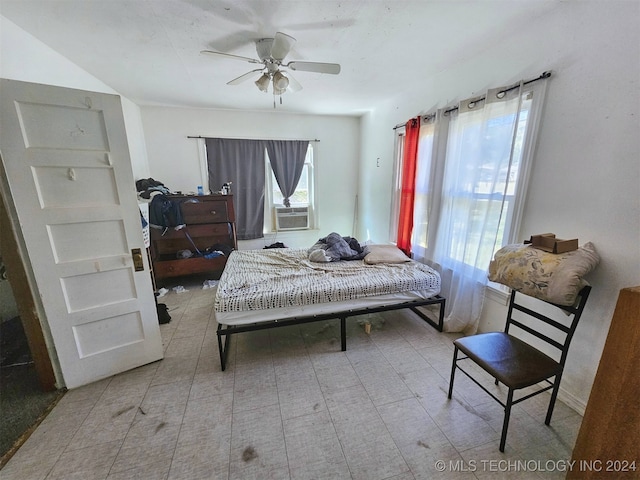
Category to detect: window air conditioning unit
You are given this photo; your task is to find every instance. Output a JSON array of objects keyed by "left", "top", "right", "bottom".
[{"left": 275, "top": 206, "right": 310, "bottom": 231}]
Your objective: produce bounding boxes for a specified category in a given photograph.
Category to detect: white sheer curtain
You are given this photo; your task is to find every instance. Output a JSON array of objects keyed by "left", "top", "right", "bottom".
[
  {"left": 410, "top": 80, "right": 547, "bottom": 334},
  {"left": 411, "top": 112, "right": 448, "bottom": 264}
]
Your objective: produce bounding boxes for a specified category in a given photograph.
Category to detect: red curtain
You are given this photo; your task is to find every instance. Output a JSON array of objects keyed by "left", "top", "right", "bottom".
[{"left": 396, "top": 117, "right": 420, "bottom": 256}]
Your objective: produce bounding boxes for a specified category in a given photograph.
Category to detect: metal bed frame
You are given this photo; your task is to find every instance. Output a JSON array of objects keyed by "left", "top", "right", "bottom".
[{"left": 216, "top": 295, "right": 445, "bottom": 370}]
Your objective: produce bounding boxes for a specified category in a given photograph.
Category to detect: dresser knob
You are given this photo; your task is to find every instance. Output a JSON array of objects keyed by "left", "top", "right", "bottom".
[{"left": 210, "top": 210, "right": 216, "bottom": 215}]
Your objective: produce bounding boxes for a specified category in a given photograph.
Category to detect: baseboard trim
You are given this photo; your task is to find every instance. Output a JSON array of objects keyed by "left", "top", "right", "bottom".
[{"left": 557, "top": 385, "right": 587, "bottom": 416}]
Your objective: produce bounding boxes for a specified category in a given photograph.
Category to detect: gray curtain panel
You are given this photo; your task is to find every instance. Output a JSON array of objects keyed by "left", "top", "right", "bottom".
[
  {"left": 266, "top": 140, "right": 309, "bottom": 207},
  {"left": 206, "top": 138, "right": 267, "bottom": 240}
]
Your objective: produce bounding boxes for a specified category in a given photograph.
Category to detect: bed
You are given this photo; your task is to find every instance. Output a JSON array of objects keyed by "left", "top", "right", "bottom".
[{"left": 214, "top": 247, "right": 445, "bottom": 370}]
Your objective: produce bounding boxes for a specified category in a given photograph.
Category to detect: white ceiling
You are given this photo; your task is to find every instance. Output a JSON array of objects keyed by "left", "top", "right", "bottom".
[{"left": 0, "top": 0, "right": 559, "bottom": 116}]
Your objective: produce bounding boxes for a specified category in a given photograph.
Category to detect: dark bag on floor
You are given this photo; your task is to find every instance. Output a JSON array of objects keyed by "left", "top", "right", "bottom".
[
  {"left": 264, "top": 242, "right": 287, "bottom": 249},
  {"left": 157, "top": 303, "right": 171, "bottom": 324}
]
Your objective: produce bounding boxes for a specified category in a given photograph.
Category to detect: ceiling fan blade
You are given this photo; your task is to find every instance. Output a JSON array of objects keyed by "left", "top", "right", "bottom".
[
  {"left": 270, "top": 32, "right": 296, "bottom": 61},
  {"left": 286, "top": 61, "right": 341, "bottom": 75},
  {"left": 227, "top": 69, "right": 264, "bottom": 85},
  {"left": 284, "top": 71, "right": 302, "bottom": 92},
  {"left": 200, "top": 50, "right": 262, "bottom": 65}
]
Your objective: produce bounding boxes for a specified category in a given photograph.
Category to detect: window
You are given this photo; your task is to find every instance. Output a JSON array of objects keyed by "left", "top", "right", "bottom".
[
  {"left": 393, "top": 86, "right": 544, "bottom": 271},
  {"left": 411, "top": 120, "right": 437, "bottom": 255},
  {"left": 389, "top": 132, "right": 404, "bottom": 242},
  {"left": 265, "top": 144, "right": 314, "bottom": 231},
  {"left": 204, "top": 138, "right": 315, "bottom": 239},
  {"left": 443, "top": 93, "right": 533, "bottom": 271},
  {"left": 390, "top": 78, "right": 548, "bottom": 333},
  {"left": 268, "top": 144, "right": 313, "bottom": 206}
]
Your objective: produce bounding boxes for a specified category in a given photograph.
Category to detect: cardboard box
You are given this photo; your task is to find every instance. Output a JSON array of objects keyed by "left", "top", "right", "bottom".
[{"left": 527, "top": 233, "right": 578, "bottom": 254}]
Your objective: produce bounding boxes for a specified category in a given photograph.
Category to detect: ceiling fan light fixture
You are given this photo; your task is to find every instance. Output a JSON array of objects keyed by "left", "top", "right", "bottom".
[
  {"left": 255, "top": 73, "right": 270, "bottom": 92},
  {"left": 273, "top": 85, "right": 287, "bottom": 96},
  {"left": 273, "top": 70, "right": 290, "bottom": 91},
  {"left": 202, "top": 31, "right": 340, "bottom": 103}
]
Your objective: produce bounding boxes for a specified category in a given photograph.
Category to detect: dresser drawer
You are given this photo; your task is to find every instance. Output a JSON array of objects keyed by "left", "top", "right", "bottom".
[
  {"left": 153, "top": 256, "right": 227, "bottom": 279},
  {"left": 151, "top": 224, "right": 233, "bottom": 256},
  {"left": 181, "top": 199, "right": 230, "bottom": 224},
  {"left": 151, "top": 223, "right": 231, "bottom": 240}
]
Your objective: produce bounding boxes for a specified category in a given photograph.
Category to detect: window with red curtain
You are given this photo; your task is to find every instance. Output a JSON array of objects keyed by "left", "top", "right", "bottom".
[{"left": 395, "top": 117, "right": 420, "bottom": 256}]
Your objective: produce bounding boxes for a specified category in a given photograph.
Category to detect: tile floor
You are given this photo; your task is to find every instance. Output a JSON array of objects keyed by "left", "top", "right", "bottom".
[{"left": 1, "top": 280, "right": 584, "bottom": 479}]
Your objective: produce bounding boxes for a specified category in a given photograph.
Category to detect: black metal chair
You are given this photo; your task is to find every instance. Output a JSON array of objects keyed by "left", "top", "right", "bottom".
[{"left": 447, "top": 286, "right": 591, "bottom": 452}]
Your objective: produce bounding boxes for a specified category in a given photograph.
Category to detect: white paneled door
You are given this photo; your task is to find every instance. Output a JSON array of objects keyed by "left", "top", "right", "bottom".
[{"left": 0, "top": 79, "right": 163, "bottom": 388}]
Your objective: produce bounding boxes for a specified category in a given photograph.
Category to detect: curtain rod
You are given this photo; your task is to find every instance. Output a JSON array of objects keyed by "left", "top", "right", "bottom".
[
  {"left": 187, "top": 135, "right": 320, "bottom": 142},
  {"left": 393, "top": 70, "right": 552, "bottom": 130}
]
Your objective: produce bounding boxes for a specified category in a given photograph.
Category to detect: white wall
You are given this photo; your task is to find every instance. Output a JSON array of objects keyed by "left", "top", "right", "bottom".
[
  {"left": 140, "top": 106, "right": 361, "bottom": 249},
  {"left": 358, "top": 1, "right": 640, "bottom": 413},
  {"left": 0, "top": 16, "right": 151, "bottom": 181}
]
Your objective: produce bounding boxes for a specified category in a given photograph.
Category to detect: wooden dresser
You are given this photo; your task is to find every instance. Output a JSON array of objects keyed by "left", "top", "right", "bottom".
[
  {"left": 568, "top": 286, "right": 640, "bottom": 479},
  {"left": 149, "top": 194, "right": 237, "bottom": 283}
]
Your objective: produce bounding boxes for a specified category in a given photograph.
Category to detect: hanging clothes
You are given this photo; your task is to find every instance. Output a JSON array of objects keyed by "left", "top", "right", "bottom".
[{"left": 149, "top": 194, "right": 185, "bottom": 230}]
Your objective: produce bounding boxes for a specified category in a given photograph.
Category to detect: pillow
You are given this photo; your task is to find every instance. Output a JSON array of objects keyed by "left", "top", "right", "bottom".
[
  {"left": 488, "top": 242, "right": 600, "bottom": 305},
  {"left": 364, "top": 244, "right": 411, "bottom": 265}
]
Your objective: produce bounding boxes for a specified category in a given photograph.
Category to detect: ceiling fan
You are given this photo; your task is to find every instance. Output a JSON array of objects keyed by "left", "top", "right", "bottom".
[{"left": 201, "top": 32, "right": 340, "bottom": 105}]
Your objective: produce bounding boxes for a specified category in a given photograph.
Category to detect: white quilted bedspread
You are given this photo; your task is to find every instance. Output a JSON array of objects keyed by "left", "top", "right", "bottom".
[{"left": 215, "top": 248, "right": 441, "bottom": 313}]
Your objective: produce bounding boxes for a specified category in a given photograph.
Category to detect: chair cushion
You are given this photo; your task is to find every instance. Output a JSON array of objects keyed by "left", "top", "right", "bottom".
[{"left": 454, "top": 332, "right": 561, "bottom": 390}]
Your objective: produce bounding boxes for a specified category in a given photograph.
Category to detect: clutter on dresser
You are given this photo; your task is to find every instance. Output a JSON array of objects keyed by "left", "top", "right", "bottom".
[{"left": 136, "top": 177, "right": 173, "bottom": 199}]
